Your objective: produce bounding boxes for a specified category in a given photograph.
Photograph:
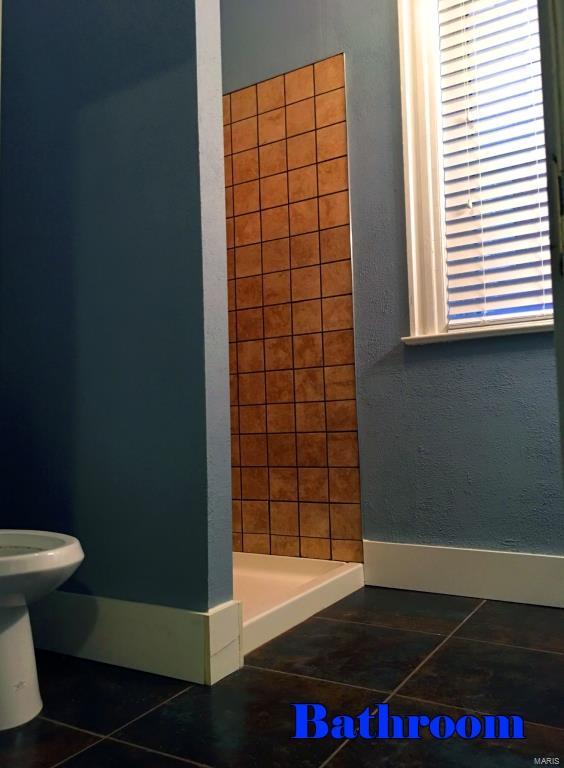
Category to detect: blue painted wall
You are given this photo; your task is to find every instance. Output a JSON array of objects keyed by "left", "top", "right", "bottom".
[
  {"left": 1, "top": 0, "right": 232, "bottom": 610},
  {"left": 221, "top": 0, "right": 564, "bottom": 554}
]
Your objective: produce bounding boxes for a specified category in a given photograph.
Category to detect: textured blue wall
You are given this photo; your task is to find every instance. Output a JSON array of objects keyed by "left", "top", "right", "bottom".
[
  {"left": 1, "top": 0, "right": 232, "bottom": 610},
  {"left": 221, "top": 0, "right": 564, "bottom": 554}
]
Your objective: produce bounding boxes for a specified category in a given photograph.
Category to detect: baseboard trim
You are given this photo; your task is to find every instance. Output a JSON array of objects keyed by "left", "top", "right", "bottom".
[
  {"left": 363, "top": 540, "right": 564, "bottom": 608},
  {"left": 30, "top": 592, "right": 242, "bottom": 685}
]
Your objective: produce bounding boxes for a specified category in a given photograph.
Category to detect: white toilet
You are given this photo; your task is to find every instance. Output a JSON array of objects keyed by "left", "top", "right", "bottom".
[{"left": 0, "top": 530, "right": 84, "bottom": 731}]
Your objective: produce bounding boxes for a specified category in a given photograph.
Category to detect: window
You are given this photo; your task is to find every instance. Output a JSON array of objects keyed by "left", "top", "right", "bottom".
[{"left": 398, "top": 0, "right": 553, "bottom": 343}]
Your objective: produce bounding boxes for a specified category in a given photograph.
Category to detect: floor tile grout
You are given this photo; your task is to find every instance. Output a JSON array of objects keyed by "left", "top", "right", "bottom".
[
  {"left": 48, "top": 737, "right": 106, "bottom": 768},
  {"left": 316, "top": 598, "right": 488, "bottom": 768},
  {"left": 244, "top": 662, "right": 390, "bottom": 696},
  {"left": 108, "top": 735, "right": 216, "bottom": 767},
  {"left": 391, "top": 692, "right": 564, "bottom": 734},
  {"left": 39, "top": 716, "right": 106, "bottom": 739},
  {"left": 106, "top": 684, "right": 194, "bottom": 737},
  {"left": 453, "top": 633, "right": 564, "bottom": 657},
  {"left": 313, "top": 614, "right": 447, "bottom": 638}
]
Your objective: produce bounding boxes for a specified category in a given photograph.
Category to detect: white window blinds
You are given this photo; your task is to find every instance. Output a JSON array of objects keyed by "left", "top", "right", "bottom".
[{"left": 439, "top": 0, "right": 552, "bottom": 327}]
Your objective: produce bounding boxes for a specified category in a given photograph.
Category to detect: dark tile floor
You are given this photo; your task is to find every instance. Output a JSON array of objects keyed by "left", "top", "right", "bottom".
[{"left": 2, "top": 587, "right": 563, "bottom": 767}]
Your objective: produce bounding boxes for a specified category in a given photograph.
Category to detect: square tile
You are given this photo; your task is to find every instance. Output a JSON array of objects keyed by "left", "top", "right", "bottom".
[
  {"left": 231, "top": 406, "right": 240, "bottom": 433},
  {"left": 232, "top": 467, "right": 241, "bottom": 498},
  {"left": 330, "top": 503, "right": 362, "bottom": 540},
  {"left": 232, "top": 532, "right": 242, "bottom": 551},
  {"left": 240, "top": 434, "right": 268, "bottom": 466},
  {"left": 235, "top": 212, "right": 261, "bottom": 247},
  {"left": 291, "top": 265, "right": 321, "bottom": 301},
  {"left": 227, "top": 250, "right": 235, "bottom": 280},
  {"left": 297, "top": 433, "right": 328, "bottom": 467},
  {"left": 294, "top": 367, "right": 324, "bottom": 401},
  {"left": 456, "top": 601, "right": 564, "bottom": 654},
  {"left": 290, "top": 232, "right": 320, "bottom": 267},
  {"left": 267, "top": 403, "right": 296, "bottom": 432},
  {"left": 226, "top": 218, "right": 234, "bottom": 248},
  {"left": 318, "top": 156, "right": 348, "bottom": 196},
  {"left": 318, "top": 587, "right": 481, "bottom": 634},
  {"left": 286, "top": 98, "right": 315, "bottom": 137},
  {"left": 271, "top": 501, "right": 299, "bottom": 534},
  {"left": 329, "top": 467, "right": 360, "bottom": 503},
  {"left": 402, "top": 637, "right": 564, "bottom": 729},
  {"left": 261, "top": 205, "right": 289, "bottom": 241},
  {"left": 232, "top": 500, "right": 242, "bottom": 531},
  {"left": 259, "top": 140, "right": 287, "bottom": 176},
  {"left": 270, "top": 467, "right": 298, "bottom": 501},
  {"left": 236, "top": 308, "right": 263, "bottom": 342},
  {"left": 331, "top": 539, "right": 363, "bottom": 562},
  {"left": 242, "top": 499, "right": 269, "bottom": 532},
  {"left": 326, "top": 400, "right": 357, "bottom": 430},
  {"left": 271, "top": 535, "right": 300, "bottom": 556},
  {"left": 223, "top": 94, "right": 231, "bottom": 125},
  {"left": 0, "top": 718, "right": 98, "bottom": 768},
  {"left": 224, "top": 155, "right": 233, "bottom": 186},
  {"left": 234, "top": 180, "right": 260, "bottom": 216},
  {"left": 298, "top": 467, "right": 329, "bottom": 502},
  {"left": 235, "top": 244, "right": 262, "bottom": 278},
  {"left": 228, "top": 309, "right": 237, "bottom": 342},
  {"left": 325, "top": 365, "right": 356, "bottom": 400},
  {"left": 230, "top": 376, "right": 238, "bottom": 407},
  {"left": 314, "top": 54, "right": 345, "bottom": 94},
  {"left": 223, "top": 124, "right": 232, "bottom": 155},
  {"left": 323, "top": 329, "right": 354, "bottom": 365},
  {"left": 228, "top": 280, "right": 236, "bottom": 312},
  {"left": 293, "top": 333, "right": 323, "bottom": 368},
  {"left": 257, "top": 75, "right": 285, "bottom": 113},
  {"left": 258, "top": 108, "right": 286, "bottom": 145},
  {"left": 35, "top": 651, "right": 188, "bottom": 734},
  {"left": 301, "top": 536, "right": 331, "bottom": 559},
  {"left": 238, "top": 371, "right": 265, "bottom": 405},
  {"left": 232, "top": 116, "right": 258, "bottom": 153},
  {"left": 262, "top": 238, "right": 290, "bottom": 273},
  {"left": 268, "top": 434, "right": 297, "bottom": 467},
  {"left": 296, "top": 402, "right": 326, "bottom": 432},
  {"left": 265, "top": 336, "right": 293, "bottom": 370},
  {"left": 319, "top": 190, "right": 349, "bottom": 229},
  {"left": 316, "top": 88, "right": 346, "bottom": 128},
  {"left": 285, "top": 66, "right": 314, "bottom": 103},
  {"left": 247, "top": 618, "right": 440, "bottom": 691},
  {"left": 237, "top": 340, "right": 264, "bottom": 372},
  {"left": 264, "top": 303, "right": 292, "bottom": 337},
  {"left": 241, "top": 467, "right": 269, "bottom": 500},
  {"left": 299, "top": 502, "right": 330, "bottom": 537},
  {"left": 288, "top": 165, "right": 318, "bottom": 203},
  {"left": 293, "top": 299, "right": 322, "bottom": 334},
  {"left": 263, "top": 270, "right": 291, "bottom": 305},
  {"left": 231, "top": 85, "right": 257, "bottom": 122},
  {"left": 266, "top": 370, "right": 294, "bottom": 403},
  {"left": 260, "top": 172, "right": 288, "bottom": 209},
  {"left": 317, "top": 122, "right": 347, "bottom": 162},
  {"left": 322, "top": 295, "right": 353, "bottom": 331},
  {"left": 239, "top": 404, "right": 266, "bottom": 434},
  {"left": 287, "top": 131, "right": 316, "bottom": 170},
  {"left": 233, "top": 148, "right": 259, "bottom": 184},
  {"left": 225, "top": 186, "right": 233, "bottom": 217},
  {"left": 328, "top": 432, "right": 359, "bottom": 467},
  {"left": 289, "top": 198, "right": 319, "bottom": 236},
  {"left": 229, "top": 342, "right": 237, "bottom": 374},
  {"left": 115, "top": 666, "right": 376, "bottom": 768},
  {"left": 243, "top": 532, "right": 270, "bottom": 554}
]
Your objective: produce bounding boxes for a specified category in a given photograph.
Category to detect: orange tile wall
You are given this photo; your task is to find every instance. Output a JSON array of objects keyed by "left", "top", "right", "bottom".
[{"left": 224, "top": 54, "right": 363, "bottom": 562}]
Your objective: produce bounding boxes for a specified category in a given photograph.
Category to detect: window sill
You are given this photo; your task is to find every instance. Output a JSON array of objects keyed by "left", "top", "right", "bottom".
[{"left": 402, "top": 319, "right": 554, "bottom": 345}]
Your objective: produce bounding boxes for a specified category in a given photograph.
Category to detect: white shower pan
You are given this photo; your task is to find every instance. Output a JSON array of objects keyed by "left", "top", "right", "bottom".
[{"left": 233, "top": 551, "right": 364, "bottom": 655}]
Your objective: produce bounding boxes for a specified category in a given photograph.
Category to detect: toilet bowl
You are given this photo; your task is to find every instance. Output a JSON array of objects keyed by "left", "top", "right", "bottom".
[{"left": 0, "top": 530, "right": 84, "bottom": 731}]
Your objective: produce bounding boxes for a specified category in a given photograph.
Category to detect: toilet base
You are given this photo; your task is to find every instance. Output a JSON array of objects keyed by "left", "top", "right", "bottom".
[{"left": 0, "top": 605, "right": 42, "bottom": 731}]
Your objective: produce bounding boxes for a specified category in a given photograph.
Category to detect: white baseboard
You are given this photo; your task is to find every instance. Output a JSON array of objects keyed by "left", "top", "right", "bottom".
[
  {"left": 30, "top": 591, "right": 242, "bottom": 685},
  {"left": 363, "top": 540, "right": 564, "bottom": 608}
]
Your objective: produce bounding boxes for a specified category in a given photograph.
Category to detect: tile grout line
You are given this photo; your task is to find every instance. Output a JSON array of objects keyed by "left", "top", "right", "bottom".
[
  {"left": 392, "top": 693, "right": 564, "bottom": 735},
  {"left": 453, "top": 633, "right": 564, "bottom": 657},
  {"left": 46, "top": 684, "right": 194, "bottom": 768},
  {"left": 244, "top": 662, "right": 390, "bottom": 696},
  {"left": 313, "top": 614, "right": 446, "bottom": 638},
  {"left": 317, "top": 598, "right": 487, "bottom": 768},
  {"left": 108, "top": 735, "right": 216, "bottom": 768}
]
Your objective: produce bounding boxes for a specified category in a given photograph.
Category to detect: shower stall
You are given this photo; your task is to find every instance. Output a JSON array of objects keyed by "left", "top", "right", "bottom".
[{"left": 224, "top": 54, "right": 364, "bottom": 653}]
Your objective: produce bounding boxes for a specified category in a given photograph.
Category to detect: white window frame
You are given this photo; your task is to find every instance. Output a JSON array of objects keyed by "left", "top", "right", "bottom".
[{"left": 397, "top": 0, "right": 554, "bottom": 344}]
